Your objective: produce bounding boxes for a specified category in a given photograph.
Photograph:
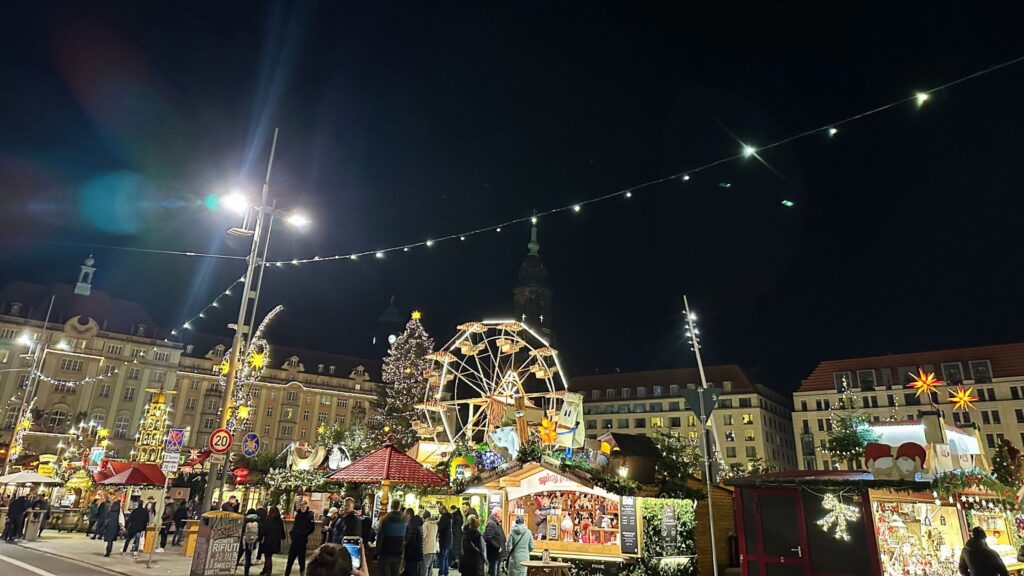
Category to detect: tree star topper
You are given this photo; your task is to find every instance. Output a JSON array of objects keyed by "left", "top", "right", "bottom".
[
  {"left": 906, "top": 368, "right": 943, "bottom": 398},
  {"left": 411, "top": 310, "right": 422, "bottom": 320},
  {"left": 948, "top": 385, "right": 979, "bottom": 411}
]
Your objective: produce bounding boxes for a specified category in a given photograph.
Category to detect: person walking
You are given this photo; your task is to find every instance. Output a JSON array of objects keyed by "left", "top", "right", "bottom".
[
  {"left": 254, "top": 507, "right": 268, "bottom": 561},
  {"left": 5, "top": 494, "right": 29, "bottom": 541},
  {"left": 377, "top": 500, "right": 408, "bottom": 576},
  {"left": 102, "top": 500, "right": 124, "bottom": 557},
  {"left": 482, "top": 509, "right": 507, "bottom": 576},
  {"left": 959, "top": 526, "right": 1010, "bottom": 576},
  {"left": 172, "top": 501, "right": 188, "bottom": 546},
  {"left": 237, "top": 509, "right": 262, "bottom": 576},
  {"left": 421, "top": 510, "right": 439, "bottom": 576},
  {"left": 92, "top": 497, "right": 110, "bottom": 540},
  {"left": 449, "top": 505, "right": 463, "bottom": 571},
  {"left": 261, "top": 506, "right": 286, "bottom": 576},
  {"left": 460, "top": 516, "right": 485, "bottom": 576},
  {"left": 156, "top": 498, "right": 173, "bottom": 552},
  {"left": 436, "top": 504, "right": 452, "bottom": 576},
  {"left": 505, "top": 517, "right": 534, "bottom": 576},
  {"left": 402, "top": 509, "right": 424, "bottom": 576},
  {"left": 285, "top": 500, "right": 316, "bottom": 576},
  {"left": 122, "top": 502, "right": 149, "bottom": 558},
  {"left": 86, "top": 497, "right": 102, "bottom": 537}
]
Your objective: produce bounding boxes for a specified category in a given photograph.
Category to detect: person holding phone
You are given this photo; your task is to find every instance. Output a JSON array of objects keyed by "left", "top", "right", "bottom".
[{"left": 306, "top": 541, "right": 369, "bottom": 576}]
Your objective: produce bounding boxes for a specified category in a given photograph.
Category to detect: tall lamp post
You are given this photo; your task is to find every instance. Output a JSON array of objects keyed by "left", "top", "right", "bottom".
[
  {"left": 3, "top": 295, "right": 55, "bottom": 474},
  {"left": 198, "top": 129, "right": 310, "bottom": 514}
]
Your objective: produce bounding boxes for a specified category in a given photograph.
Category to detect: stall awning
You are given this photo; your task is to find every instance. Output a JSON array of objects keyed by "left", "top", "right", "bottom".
[
  {"left": 328, "top": 445, "right": 447, "bottom": 486},
  {"left": 96, "top": 462, "right": 166, "bottom": 486}
]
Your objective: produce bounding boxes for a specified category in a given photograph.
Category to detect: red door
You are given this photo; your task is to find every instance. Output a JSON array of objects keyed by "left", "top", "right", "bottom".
[{"left": 739, "top": 488, "right": 810, "bottom": 576}]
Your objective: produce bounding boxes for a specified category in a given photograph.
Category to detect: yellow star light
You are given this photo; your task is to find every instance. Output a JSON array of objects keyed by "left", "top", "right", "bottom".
[
  {"left": 236, "top": 406, "right": 250, "bottom": 420},
  {"left": 538, "top": 417, "right": 558, "bottom": 444},
  {"left": 906, "top": 368, "right": 943, "bottom": 398},
  {"left": 248, "top": 352, "right": 266, "bottom": 370},
  {"left": 218, "top": 357, "right": 231, "bottom": 375},
  {"left": 948, "top": 385, "right": 979, "bottom": 411},
  {"left": 317, "top": 424, "right": 326, "bottom": 435},
  {"left": 96, "top": 428, "right": 111, "bottom": 439},
  {"left": 411, "top": 310, "right": 422, "bottom": 320}
]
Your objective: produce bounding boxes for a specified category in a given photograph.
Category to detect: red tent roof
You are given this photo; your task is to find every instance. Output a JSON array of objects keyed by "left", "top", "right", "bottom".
[
  {"left": 96, "top": 463, "right": 166, "bottom": 486},
  {"left": 93, "top": 460, "right": 133, "bottom": 483},
  {"left": 327, "top": 445, "right": 447, "bottom": 486}
]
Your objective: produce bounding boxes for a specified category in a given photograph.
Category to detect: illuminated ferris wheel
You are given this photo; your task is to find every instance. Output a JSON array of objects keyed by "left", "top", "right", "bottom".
[{"left": 418, "top": 320, "right": 568, "bottom": 445}]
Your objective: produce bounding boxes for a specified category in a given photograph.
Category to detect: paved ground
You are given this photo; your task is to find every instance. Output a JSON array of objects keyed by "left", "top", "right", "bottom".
[{"left": 7, "top": 532, "right": 192, "bottom": 576}]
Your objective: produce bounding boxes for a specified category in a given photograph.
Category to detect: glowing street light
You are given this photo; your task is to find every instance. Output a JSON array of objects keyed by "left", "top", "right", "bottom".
[
  {"left": 742, "top": 144, "right": 757, "bottom": 158},
  {"left": 221, "top": 191, "right": 250, "bottom": 215},
  {"left": 285, "top": 212, "right": 311, "bottom": 228}
]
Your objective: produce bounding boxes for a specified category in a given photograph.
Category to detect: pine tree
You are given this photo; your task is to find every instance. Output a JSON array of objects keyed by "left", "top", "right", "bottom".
[
  {"left": 822, "top": 379, "right": 879, "bottom": 469},
  {"left": 368, "top": 311, "right": 435, "bottom": 450},
  {"left": 992, "top": 439, "right": 1023, "bottom": 489}
]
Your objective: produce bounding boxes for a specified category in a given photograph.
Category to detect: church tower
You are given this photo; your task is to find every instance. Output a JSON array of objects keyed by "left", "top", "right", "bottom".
[
  {"left": 75, "top": 255, "right": 96, "bottom": 296},
  {"left": 372, "top": 296, "right": 403, "bottom": 350},
  {"left": 513, "top": 222, "right": 553, "bottom": 340}
]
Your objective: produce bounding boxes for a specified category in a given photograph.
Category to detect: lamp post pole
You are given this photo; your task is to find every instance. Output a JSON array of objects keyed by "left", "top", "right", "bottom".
[
  {"left": 3, "top": 295, "right": 55, "bottom": 474},
  {"left": 200, "top": 129, "right": 279, "bottom": 515}
]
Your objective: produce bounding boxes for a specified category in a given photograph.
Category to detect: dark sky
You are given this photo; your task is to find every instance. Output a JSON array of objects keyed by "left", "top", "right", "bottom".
[{"left": 1, "top": 2, "right": 1023, "bottom": 392}]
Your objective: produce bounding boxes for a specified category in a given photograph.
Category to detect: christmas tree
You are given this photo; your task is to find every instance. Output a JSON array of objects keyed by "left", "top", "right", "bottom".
[
  {"left": 368, "top": 311, "right": 435, "bottom": 450},
  {"left": 992, "top": 438, "right": 1023, "bottom": 489},
  {"left": 821, "top": 378, "right": 879, "bottom": 468}
]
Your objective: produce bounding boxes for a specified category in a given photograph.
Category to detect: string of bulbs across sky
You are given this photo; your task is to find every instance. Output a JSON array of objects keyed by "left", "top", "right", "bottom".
[{"left": 154, "top": 53, "right": 1024, "bottom": 340}]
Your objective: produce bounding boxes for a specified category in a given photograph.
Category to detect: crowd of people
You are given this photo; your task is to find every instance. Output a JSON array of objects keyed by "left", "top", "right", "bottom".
[{"left": 85, "top": 495, "right": 191, "bottom": 557}]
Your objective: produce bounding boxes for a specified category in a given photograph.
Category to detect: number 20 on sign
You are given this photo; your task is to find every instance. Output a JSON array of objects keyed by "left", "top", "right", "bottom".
[{"left": 209, "top": 428, "right": 233, "bottom": 454}]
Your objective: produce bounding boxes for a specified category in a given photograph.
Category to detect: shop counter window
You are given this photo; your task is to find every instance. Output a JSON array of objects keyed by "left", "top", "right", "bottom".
[
  {"left": 872, "top": 500, "right": 963, "bottom": 575},
  {"left": 509, "top": 491, "right": 620, "bottom": 547}
]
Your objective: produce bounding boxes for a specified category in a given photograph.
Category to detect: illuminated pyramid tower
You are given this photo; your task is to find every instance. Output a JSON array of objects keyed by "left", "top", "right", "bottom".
[{"left": 133, "top": 387, "right": 175, "bottom": 463}]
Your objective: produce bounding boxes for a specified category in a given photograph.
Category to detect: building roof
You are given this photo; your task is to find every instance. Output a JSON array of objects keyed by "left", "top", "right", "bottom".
[
  {"left": 0, "top": 281, "right": 160, "bottom": 338},
  {"left": 571, "top": 365, "right": 784, "bottom": 401},
  {"left": 179, "top": 332, "right": 381, "bottom": 380},
  {"left": 798, "top": 342, "right": 1024, "bottom": 393},
  {"left": 327, "top": 445, "right": 447, "bottom": 486},
  {"left": 600, "top": 432, "right": 662, "bottom": 458}
]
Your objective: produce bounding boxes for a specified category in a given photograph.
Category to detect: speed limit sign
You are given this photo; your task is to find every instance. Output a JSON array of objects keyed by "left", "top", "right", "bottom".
[{"left": 209, "top": 428, "right": 233, "bottom": 454}]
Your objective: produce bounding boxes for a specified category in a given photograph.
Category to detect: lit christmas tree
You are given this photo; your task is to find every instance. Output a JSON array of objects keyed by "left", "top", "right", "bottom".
[
  {"left": 821, "top": 378, "right": 879, "bottom": 469},
  {"left": 991, "top": 438, "right": 1023, "bottom": 490},
  {"left": 133, "top": 388, "right": 174, "bottom": 463},
  {"left": 369, "top": 310, "right": 434, "bottom": 450}
]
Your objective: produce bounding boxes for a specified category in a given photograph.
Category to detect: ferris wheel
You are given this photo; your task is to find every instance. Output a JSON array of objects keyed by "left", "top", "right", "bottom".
[{"left": 418, "top": 320, "right": 568, "bottom": 445}]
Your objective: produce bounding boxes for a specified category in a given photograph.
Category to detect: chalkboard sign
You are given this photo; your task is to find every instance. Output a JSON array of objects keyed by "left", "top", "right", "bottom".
[
  {"left": 662, "top": 504, "right": 677, "bottom": 542},
  {"left": 190, "top": 512, "right": 243, "bottom": 576},
  {"left": 620, "top": 496, "right": 639, "bottom": 556}
]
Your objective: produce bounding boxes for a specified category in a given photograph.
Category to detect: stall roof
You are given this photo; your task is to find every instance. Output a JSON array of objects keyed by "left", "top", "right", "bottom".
[{"left": 725, "top": 470, "right": 930, "bottom": 491}]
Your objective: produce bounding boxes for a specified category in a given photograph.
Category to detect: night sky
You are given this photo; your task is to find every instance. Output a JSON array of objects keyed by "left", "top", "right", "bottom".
[{"left": 1, "top": 3, "right": 1023, "bottom": 392}]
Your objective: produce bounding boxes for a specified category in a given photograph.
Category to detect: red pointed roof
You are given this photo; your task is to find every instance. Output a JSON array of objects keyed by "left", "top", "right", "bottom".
[
  {"left": 96, "top": 463, "right": 166, "bottom": 486},
  {"left": 328, "top": 445, "right": 447, "bottom": 486}
]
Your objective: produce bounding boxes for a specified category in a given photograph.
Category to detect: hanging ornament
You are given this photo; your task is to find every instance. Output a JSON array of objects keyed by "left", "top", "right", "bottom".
[
  {"left": 537, "top": 417, "right": 558, "bottom": 444},
  {"left": 225, "top": 305, "right": 283, "bottom": 431},
  {"left": 817, "top": 493, "right": 860, "bottom": 541},
  {"left": 948, "top": 385, "right": 979, "bottom": 411}
]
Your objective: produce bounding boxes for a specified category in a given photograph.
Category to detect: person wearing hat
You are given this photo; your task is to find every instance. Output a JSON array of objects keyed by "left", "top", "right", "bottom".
[
  {"left": 505, "top": 516, "right": 534, "bottom": 576},
  {"left": 959, "top": 526, "right": 1009, "bottom": 576}
]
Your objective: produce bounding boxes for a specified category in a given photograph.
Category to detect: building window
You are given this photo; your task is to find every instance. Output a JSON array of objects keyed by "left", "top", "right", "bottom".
[
  {"left": 986, "top": 388, "right": 997, "bottom": 401},
  {"left": 285, "top": 391, "right": 299, "bottom": 403},
  {"left": 746, "top": 446, "right": 757, "bottom": 458},
  {"left": 186, "top": 398, "right": 197, "bottom": 411},
  {"left": 633, "top": 418, "right": 646, "bottom": 428},
  {"left": 622, "top": 388, "right": 631, "bottom": 399},
  {"left": 986, "top": 434, "right": 996, "bottom": 448},
  {"left": 106, "top": 344, "right": 123, "bottom": 355},
  {"left": 114, "top": 416, "right": 130, "bottom": 439},
  {"left": 632, "top": 404, "right": 645, "bottom": 414},
  {"left": 590, "top": 390, "right": 600, "bottom": 400},
  {"left": 898, "top": 366, "right": 917, "bottom": 385},
  {"left": 649, "top": 403, "right": 663, "bottom": 412},
  {"left": 48, "top": 409, "right": 68, "bottom": 429},
  {"left": 687, "top": 416, "right": 697, "bottom": 427},
  {"left": 739, "top": 397, "right": 752, "bottom": 408},
  {"left": 969, "top": 360, "right": 993, "bottom": 384},
  {"left": 744, "top": 430, "right": 755, "bottom": 441},
  {"left": 283, "top": 408, "right": 294, "bottom": 419},
  {"left": 833, "top": 372, "right": 852, "bottom": 392},
  {"left": 189, "top": 380, "right": 200, "bottom": 391},
  {"left": 263, "top": 424, "right": 271, "bottom": 436},
  {"left": 653, "top": 386, "right": 662, "bottom": 397},
  {"left": 617, "top": 419, "right": 630, "bottom": 429},
  {"left": 1013, "top": 387, "right": 1021, "bottom": 400},
  {"left": 320, "top": 397, "right": 332, "bottom": 406},
  {"left": 154, "top": 351, "right": 170, "bottom": 363},
  {"left": 669, "top": 384, "right": 679, "bottom": 396},
  {"left": 302, "top": 410, "right": 310, "bottom": 421},
  {"left": 669, "top": 417, "right": 681, "bottom": 427},
  {"left": 742, "top": 414, "right": 754, "bottom": 425},
  {"left": 152, "top": 371, "right": 166, "bottom": 384},
  {"left": 939, "top": 362, "right": 964, "bottom": 386},
  {"left": 1015, "top": 409, "right": 1024, "bottom": 424},
  {"left": 59, "top": 358, "right": 84, "bottom": 372},
  {"left": 723, "top": 415, "right": 734, "bottom": 426},
  {"left": 280, "top": 424, "right": 294, "bottom": 438},
  {"left": 203, "top": 417, "right": 217, "bottom": 430},
  {"left": 605, "top": 389, "right": 616, "bottom": 399},
  {"left": 992, "top": 411, "right": 1002, "bottom": 425},
  {"left": 127, "top": 367, "right": 140, "bottom": 380},
  {"left": 725, "top": 431, "right": 736, "bottom": 442},
  {"left": 857, "top": 369, "right": 876, "bottom": 391},
  {"left": 98, "top": 383, "right": 111, "bottom": 398},
  {"left": 337, "top": 398, "right": 348, "bottom": 408},
  {"left": 269, "top": 391, "right": 277, "bottom": 400},
  {"left": 266, "top": 407, "right": 273, "bottom": 417},
  {"left": 336, "top": 415, "right": 347, "bottom": 426},
  {"left": 318, "top": 412, "right": 328, "bottom": 423},
  {"left": 131, "top": 348, "right": 145, "bottom": 358},
  {"left": 637, "top": 387, "right": 646, "bottom": 398},
  {"left": 650, "top": 417, "right": 664, "bottom": 427},
  {"left": 719, "top": 399, "right": 733, "bottom": 408},
  {"left": 726, "top": 447, "right": 737, "bottom": 458},
  {"left": 668, "top": 401, "right": 680, "bottom": 411},
  {"left": 122, "top": 387, "right": 136, "bottom": 401}
]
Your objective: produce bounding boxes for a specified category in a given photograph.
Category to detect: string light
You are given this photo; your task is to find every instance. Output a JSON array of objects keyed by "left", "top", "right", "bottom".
[
  {"left": 625, "top": 191, "right": 632, "bottom": 198},
  {"left": 166, "top": 276, "right": 245, "bottom": 342},
  {"left": 251, "top": 54, "right": 1024, "bottom": 268},
  {"left": 915, "top": 92, "right": 930, "bottom": 106},
  {"left": 817, "top": 493, "right": 860, "bottom": 541}
]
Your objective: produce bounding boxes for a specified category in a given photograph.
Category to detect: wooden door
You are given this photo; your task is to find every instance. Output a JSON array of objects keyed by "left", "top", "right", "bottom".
[{"left": 738, "top": 488, "right": 809, "bottom": 576}]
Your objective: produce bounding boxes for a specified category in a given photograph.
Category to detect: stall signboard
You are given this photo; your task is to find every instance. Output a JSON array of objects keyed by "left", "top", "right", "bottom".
[
  {"left": 190, "top": 511, "right": 244, "bottom": 576},
  {"left": 88, "top": 446, "right": 106, "bottom": 471},
  {"left": 37, "top": 464, "right": 55, "bottom": 477},
  {"left": 162, "top": 450, "right": 180, "bottom": 473},
  {"left": 169, "top": 487, "right": 191, "bottom": 501},
  {"left": 662, "top": 504, "right": 677, "bottom": 542},
  {"left": 620, "top": 496, "right": 639, "bottom": 556}
]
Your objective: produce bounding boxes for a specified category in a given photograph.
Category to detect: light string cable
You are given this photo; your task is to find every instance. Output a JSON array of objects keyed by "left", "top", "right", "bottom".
[
  {"left": 165, "top": 275, "right": 247, "bottom": 341},
  {"left": 266, "top": 52, "right": 1024, "bottom": 266}
]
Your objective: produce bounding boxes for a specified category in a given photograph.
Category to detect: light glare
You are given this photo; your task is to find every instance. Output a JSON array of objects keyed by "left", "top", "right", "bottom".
[
  {"left": 221, "top": 192, "right": 249, "bottom": 215},
  {"left": 742, "top": 145, "right": 757, "bottom": 158},
  {"left": 915, "top": 92, "right": 930, "bottom": 106},
  {"left": 285, "top": 212, "right": 311, "bottom": 228}
]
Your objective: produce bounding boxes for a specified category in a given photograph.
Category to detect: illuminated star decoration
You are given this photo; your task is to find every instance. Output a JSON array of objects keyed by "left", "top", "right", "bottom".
[
  {"left": 96, "top": 427, "right": 111, "bottom": 439},
  {"left": 948, "top": 385, "right": 979, "bottom": 411},
  {"left": 538, "top": 418, "right": 558, "bottom": 444},
  {"left": 248, "top": 352, "right": 266, "bottom": 370},
  {"left": 816, "top": 493, "right": 860, "bottom": 541},
  {"left": 906, "top": 368, "right": 944, "bottom": 398},
  {"left": 411, "top": 310, "right": 422, "bottom": 320},
  {"left": 218, "top": 356, "right": 231, "bottom": 375},
  {"left": 236, "top": 405, "right": 250, "bottom": 421}
]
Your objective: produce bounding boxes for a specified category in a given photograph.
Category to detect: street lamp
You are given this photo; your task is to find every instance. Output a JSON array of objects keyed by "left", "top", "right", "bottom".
[
  {"left": 201, "top": 128, "right": 310, "bottom": 513},
  {"left": 3, "top": 297, "right": 55, "bottom": 474}
]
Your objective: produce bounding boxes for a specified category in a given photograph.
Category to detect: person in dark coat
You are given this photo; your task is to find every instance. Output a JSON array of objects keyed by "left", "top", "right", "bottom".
[
  {"left": 436, "top": 503, "right": 453, "bottom": 576},
  {"left": 285, "top": 500, "right": 315, "bottom": 576},
  {"left": 172, "top": 502, "right": 188, "bottom": 546},
  {"left": 92, "top": 497, "right": 111, "bottom": 540},
  {"left": 4, "top": 494, "right": 29, "bottom": 541},
  {"left": 482, "top": 509, "right": 507, "bottom": 576},
  {"left": 460, "top": 516, "right": 485, "bottom": 576},
  {"left": 102, "top": 500, "right": 123, "bottom": 557},
  {"left": 254, "top": 507, "right": 268, "bottom": 561},
  {"left": 402, "top": 510, "right": 424, "bottom": 576},
  {"left": 960, "top": 527, "right": 1010, "bottom": 576},
  {"left": 449, "top": 505, "right": 464, "bottom": 569},
  {"left": 356, "top": 503, "right": 374, "bottom": 546},
  {"left": 377, "top": 500, "right": 408, "bottom": 576},
  {"left": 32, "top": 494, "right": 50, "bottom": 537},
  {"left": 86, "top": 497, "right": 102, "bottom": 536},
  {"left": 261, "top": 506, "right": 286, "bottom": 576},
  {"left": 123, "top": 502, "right": 149, "bottom": 555}
]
